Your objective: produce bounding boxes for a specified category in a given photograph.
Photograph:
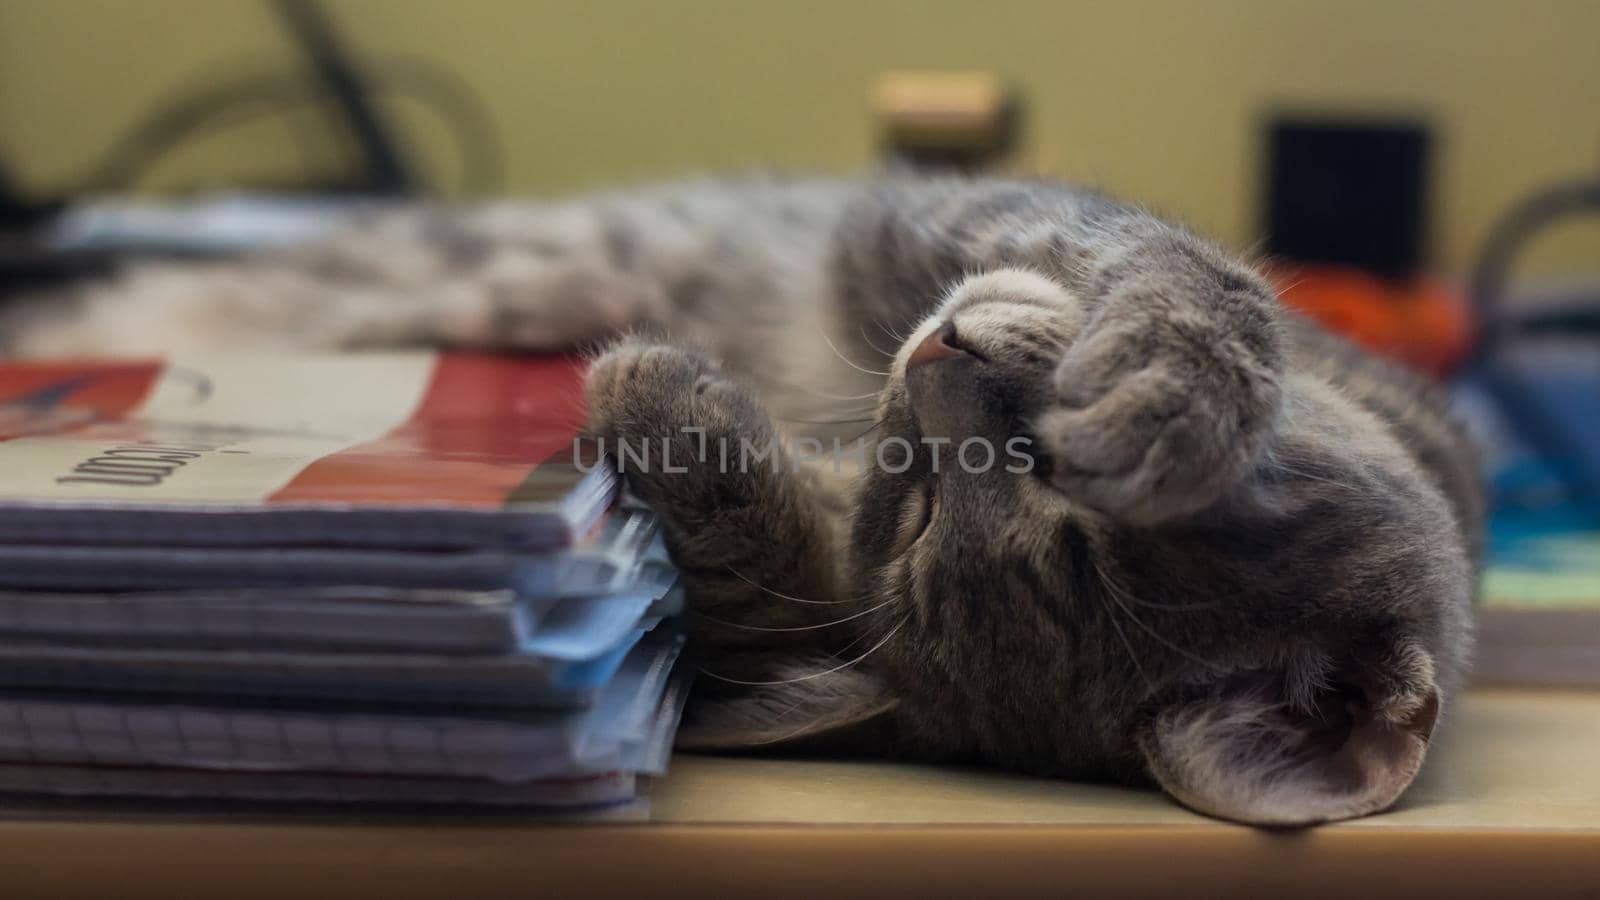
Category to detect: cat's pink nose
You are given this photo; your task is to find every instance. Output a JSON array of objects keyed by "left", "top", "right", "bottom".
[{"left": 907, "top": 322, "right": 966, "bottom": 370}]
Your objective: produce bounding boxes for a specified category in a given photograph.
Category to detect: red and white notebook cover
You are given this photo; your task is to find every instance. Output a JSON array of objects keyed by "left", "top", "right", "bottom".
[{"left": 0, "top": 353, "right": 614, "bottom": 549}]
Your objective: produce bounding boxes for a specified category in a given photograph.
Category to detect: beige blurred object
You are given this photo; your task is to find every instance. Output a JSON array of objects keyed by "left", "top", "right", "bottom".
[
  {"left": 870, "top": 71, "right": 1015, "bottom": 166},
  {"left": 0, "top": 688, "right": 1597, "bottom": 899},
  {"left": 3, "top": 0, "right": 1599, "bottom": 272}
]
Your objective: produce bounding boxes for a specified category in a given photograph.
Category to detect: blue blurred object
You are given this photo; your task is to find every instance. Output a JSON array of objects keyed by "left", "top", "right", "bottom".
[
  {"left": 1454, "top": 338, "right": 1600, "bottom": 514},
  {"left": 1458, "top": 176, "right": 1600, "bottom": 559},
  {"left": 49, "top": 194, "right": 368, "bottom": 256}
]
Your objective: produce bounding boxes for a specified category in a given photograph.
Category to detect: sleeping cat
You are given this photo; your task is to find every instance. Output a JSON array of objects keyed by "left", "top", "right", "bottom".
[{"left": 2, "top": 174, "right": 1481, "bottom": 826}]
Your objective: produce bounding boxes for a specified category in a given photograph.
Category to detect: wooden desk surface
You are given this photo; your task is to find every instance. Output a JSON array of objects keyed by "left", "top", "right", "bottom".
[{"left": 2, "top": 689, "right": 1598, "bottom": 899}]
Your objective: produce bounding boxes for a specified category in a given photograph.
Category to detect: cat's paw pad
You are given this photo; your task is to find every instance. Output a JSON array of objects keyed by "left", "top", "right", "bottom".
[
  {"left": 1036, "top": 299, "right": 1279, "bottom": 525},
  {"left": 586, "top": 339, "right": 713, "bottom": 424},
  {"left": 584, "top": 339, "right": 761, "bottom": 441}
]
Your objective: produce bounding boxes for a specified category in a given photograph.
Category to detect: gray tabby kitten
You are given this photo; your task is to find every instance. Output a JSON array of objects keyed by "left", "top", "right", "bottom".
[{"left": 6, "top": 174, "right": 1481, "bottom": 826}]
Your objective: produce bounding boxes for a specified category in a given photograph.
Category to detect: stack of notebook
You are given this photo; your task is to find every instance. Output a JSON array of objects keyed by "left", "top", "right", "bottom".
[{"left": 0, "top": 352, "right": 684, "bottom": 812}]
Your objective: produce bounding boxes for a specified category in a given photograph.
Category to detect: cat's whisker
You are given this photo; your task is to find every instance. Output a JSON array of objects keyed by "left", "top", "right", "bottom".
[
  {"left": 733, "top": 626, "right": 879, "bottom": 743},
  {"left": 1094, "top": 560, "right": 1228, "bottom": 672},
  {"left": 1266, "top": 459, "right": 1367, "bottom": 492},
  {"left": 1101, "top": 595, "right": 1153, "bottom": 690},
  {"left": 759, "top": 376, "right": 880, "bottom": 403},
  {"left": 828, "top": 398, "right": 882, "bottom": 412},
  {"left": 740, "top": 705, "right": 819, "bottom": 744},
  {"left": 724, "top": 565, "right": 855, "bottom": 605},
  {"left": 1119, "top": 597, "right": 1221, "bottom": 612},
  {"left": 774, "top": 414, "right": 880, "bottom": 426},
  {"left": 737, "top": 672, "right": 875, "bottom": 745},
  {"left": 818, "top": 326, "right": 891, "bottom": 377},
  {"left": 821, "top": 624, "right": 879, "bottom": 660},
  {"left": 696, "top": 618, "right": 906, "bottom": 686},
  {"left": 821, "top": 389, "right": 881, "bottom": 401},
  {"left": 1092, "top": 560, "right": 1220, "bottom": 613},
  {"left": 1105, "top": 591, "right": 1219, "bottom": 671},
  {"left": 692, "top": 593, "right": 899, "bottom": 632},
  {"left": 839, "top": 419, "right": 886, "bottom": 444},
  {"left": 873, "top": 317, "right": 909, "bottom": 343},
  {"left": 776, "top": 399, "right": 881, "bottom": 420},
  {"left": 894, "top": 308, "right": 926, "bottom": 338},
  {"left": 858, "top": 324, "right": 897, "bottom": 359},
  {"left": 1086, "top": 563, "right": 1164, "bottom": 689}
]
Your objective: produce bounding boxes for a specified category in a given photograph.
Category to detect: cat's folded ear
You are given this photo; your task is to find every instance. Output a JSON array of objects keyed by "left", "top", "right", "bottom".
[
  {"left": 674, "top": 661, "right": 898, "bottom": 755},
  {"left": 1140, "top": 646, "right": 1442, "bottom": 827}
]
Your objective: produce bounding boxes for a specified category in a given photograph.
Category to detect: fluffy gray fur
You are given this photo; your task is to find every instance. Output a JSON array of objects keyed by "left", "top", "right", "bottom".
[{"left": 3, "top": 174, "right": 1481, "bottom": 826}]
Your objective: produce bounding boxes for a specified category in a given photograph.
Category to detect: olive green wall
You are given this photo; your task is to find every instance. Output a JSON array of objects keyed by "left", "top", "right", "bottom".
[{"left": 3, "top": 0, "right": 1597, "bottom": 274}]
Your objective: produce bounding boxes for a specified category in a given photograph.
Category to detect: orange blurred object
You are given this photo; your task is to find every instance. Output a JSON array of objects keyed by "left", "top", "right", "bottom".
[{"left": 1269, "top": 264, "right": 1476, "bottom": 377}]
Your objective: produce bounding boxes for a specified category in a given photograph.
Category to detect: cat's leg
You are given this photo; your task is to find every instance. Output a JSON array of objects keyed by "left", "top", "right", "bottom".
[
  {"left": 1031, "top": 230, "right": 1284, "bottom": 526},
  {"left": 9, "top": 177, "right": 851, "bottom": 359},
  {"left": 584, "top": 337, "right": 847, "bottom": 655},
  {"left": 5, "top": 203, "right": 676, "bottom": 357},
  {"left": 584, "top": 337, "right": 899, "bottom": 750}
]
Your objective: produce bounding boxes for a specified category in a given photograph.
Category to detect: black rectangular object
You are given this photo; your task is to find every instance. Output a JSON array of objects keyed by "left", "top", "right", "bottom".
[{"left": 1264, "top": 117, "right": 1430, "bottom": 277}]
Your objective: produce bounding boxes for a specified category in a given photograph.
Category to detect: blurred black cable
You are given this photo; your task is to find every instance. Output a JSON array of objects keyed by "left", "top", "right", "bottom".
[
  {"left": 271, "top": 0, "right": 413, "bottom": 194},
  {"left": 1467, "top": 178, "right": 1600, "bottom": 362},
  {"left": 1467, "top": 173, "right": 1600, "bottom": 504},
  {"left": 13, "top": 0, "right": 503, "bottom": 203},
  {"left": 0, "top": 159, "right": 61, "bottom": 231},
  {"left": 73, "top": 58, "right": 502, "bottom": 198}
]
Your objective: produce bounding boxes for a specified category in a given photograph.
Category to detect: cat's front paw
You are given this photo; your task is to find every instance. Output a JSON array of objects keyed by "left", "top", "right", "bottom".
[
  {"left": 586, "top": 339, "right": 752, "bottom": 436},
  {"left": 584, "top": 338, "right": 771, "bottom": 484},
  {"left": 587, "top": 339, "right": 706, "bottom": 430},
  {"left": 1035, "top": 291, "right": 1281, "bottom": 525},
  {"left": 584, "top": 338, "right": 782, "bottom": 540}
]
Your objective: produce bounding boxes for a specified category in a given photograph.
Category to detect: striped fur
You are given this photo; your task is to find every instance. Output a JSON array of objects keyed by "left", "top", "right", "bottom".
[{"left": 4, "top": 173, "right": 1481, "bottom": 825}]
